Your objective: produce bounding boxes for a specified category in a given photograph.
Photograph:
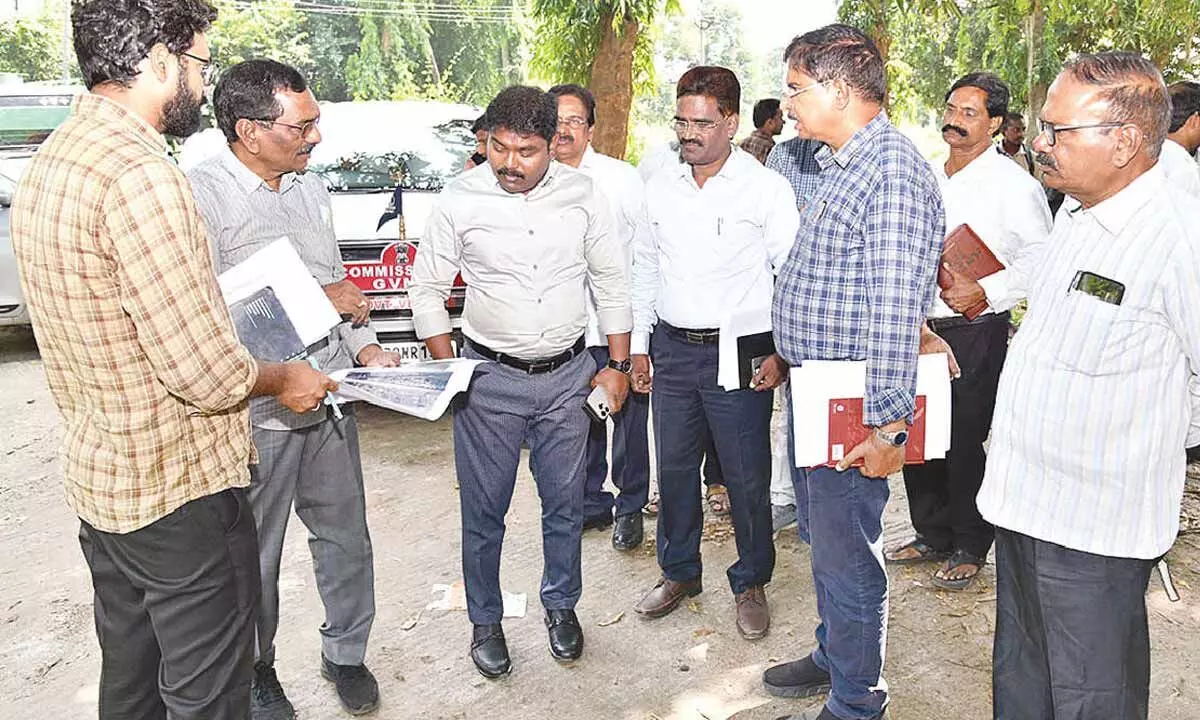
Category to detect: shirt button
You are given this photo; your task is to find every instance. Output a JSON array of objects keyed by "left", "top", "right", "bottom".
[
  {"left": 528, "top": 229, "right": 534, "bottom": 235},
  {"left": 533, "top": 264, "right": 538, "bottom": 270}
]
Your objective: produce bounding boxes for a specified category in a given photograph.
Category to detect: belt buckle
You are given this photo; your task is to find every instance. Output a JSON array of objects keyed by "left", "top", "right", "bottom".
[
  {"left": 686, "top": 331, "right": 706, "bottom": 344},
  {"left": 526, "top": 360, "right": 553, "bottom": 374}
]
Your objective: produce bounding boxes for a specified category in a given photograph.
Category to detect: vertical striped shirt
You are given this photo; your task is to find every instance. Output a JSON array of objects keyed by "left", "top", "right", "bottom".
[
  {"left": 10, "top": 93, "right": 258, "bottom": 533},
  {"left": 978, "top": 163, "right": 1200, "bottom": 559}
]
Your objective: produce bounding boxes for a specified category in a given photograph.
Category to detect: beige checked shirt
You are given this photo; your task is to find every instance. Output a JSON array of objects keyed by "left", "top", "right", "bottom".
[{"left": 10, "top": 93, "right": 259, "bottom": 534}]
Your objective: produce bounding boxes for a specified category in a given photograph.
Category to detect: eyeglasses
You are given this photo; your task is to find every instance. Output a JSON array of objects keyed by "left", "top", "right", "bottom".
[
  {"left": 247, "top": 117, "right": 321, "bottom": 137},
  {"left": 783, "top": 80, "right": 829, "bottom": 99},
  {"left": 557, "top": 116, "right": 589, "bottom": 128},
  {"left": 179, "top": 51, "right": 218, "bottom": 85},
  {"left": 1037, "top": 119, "right": 1125, "bottom": 147},
  {"left": 671, "top": 118, "right": 722, "bottom": 133}
]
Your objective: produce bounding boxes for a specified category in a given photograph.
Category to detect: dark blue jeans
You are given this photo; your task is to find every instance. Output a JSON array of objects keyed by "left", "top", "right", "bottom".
[
  {"left": 584, "top": 346, "right": 651, "bottom": 518},
  {"left": 651, "top": 324, "right": 774, "bottom": 593},
  {"left": 791, "top": 458, "right": 890, "bottom": 719}
]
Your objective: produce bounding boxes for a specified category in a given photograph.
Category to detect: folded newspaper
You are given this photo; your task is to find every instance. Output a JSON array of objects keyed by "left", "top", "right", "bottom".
[{"left": 328, "top": 359, "right": 484, "bottom": 421}]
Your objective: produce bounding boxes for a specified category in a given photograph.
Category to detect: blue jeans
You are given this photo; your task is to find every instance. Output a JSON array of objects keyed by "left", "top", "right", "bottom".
[
  {"left": 584, "top": 346, "right": 651, "bottom": 518},
  {"left": 792, "top": 458, "right": 890, "bottom": 719},
  {"left": 651, "top": 324, "right": 775, "bottom": 593}
]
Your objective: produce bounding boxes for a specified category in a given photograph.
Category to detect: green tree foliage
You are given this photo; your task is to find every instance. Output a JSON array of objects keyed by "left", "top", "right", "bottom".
[
  {"left": 0, "top": 15, "right": 66, "bottom": 82},
  {"left": 210, "top": 0, "right": 311, "bottom": 70}
]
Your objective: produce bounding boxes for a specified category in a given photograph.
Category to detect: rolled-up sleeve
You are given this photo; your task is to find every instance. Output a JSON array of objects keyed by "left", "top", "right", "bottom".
[
  {"left": 584, "top": 188, "right": 632, "bottom": 337},
  {"left": 106, "top": 159, "right": 258, "bottom": 414},
  {"left": 862, "top": 175, "right": 944, "bottom": 425},
  {"left": 409, "top": 199, "right": 459, "bottom": 339}
]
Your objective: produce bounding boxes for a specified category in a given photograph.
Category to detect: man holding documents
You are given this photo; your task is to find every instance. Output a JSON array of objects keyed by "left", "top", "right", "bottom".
[
  {"left": 886, "top": 73, "right": 1051, "bottom": 591},
  {"left": 409, "top": 85, "right": 632, "bottom": 678},
  {"left": 762, "top": 26, "right": 943, "bottom": 720},
  {"left": 630, "top": 66, "right": 798, "bottom": 640},
  {"left": 10, "top": 4, "right": 336, "bottom": 717},
  {"left": 979, "top": 53, "right": 1200, "bottom": 720},
  {"left": 189, "top": 60, "right": 396, "bottom": 719}
]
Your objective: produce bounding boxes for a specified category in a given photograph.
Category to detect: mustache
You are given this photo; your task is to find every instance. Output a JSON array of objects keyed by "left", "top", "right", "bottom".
[
  {"left": 941, "top": 124, "right": 968, "bottom": 138},
  {"left": 1034, "top": 151, "right": 1058, "bottom": 170},
  {"left": 680, "top": 138, "right": 703, "bottom": 148},
  {"left": 298, "top": 144, "right": 316, "bottom": 155},
  {"left": 557, "top": 134, "right": 575, "bottom": 143},
  {"left": 497, "top": 168, "right": 525, "bottom": 179}
]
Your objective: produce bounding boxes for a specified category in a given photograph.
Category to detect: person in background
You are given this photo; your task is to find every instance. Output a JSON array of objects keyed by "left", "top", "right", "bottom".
[
  {"left": 1162, "top": 80, "right": 1200, "bottom": 197},
  {"left": 998, "top": 111, "right": 1036, "bottom": 177},
  {"left": 465, "top": 112, "right": 487, "bottom": 169},
  {"left": 8, "top": 1, "right": 335, "bottom": 716},
  {"left": 740, "top": 98, "right": 784, "bottom": 164}
]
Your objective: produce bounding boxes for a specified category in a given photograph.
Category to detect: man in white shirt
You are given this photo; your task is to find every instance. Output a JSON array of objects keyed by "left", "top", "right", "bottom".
[
  {"left": 630, "top": 66, "right": 799, "bottom": 640},
  {"left": 409, "top": 86, "right": 632, "bottom": 678},
  {"left": 886, "top": 73, "right": 1052, "bottom": 592},
  {"left": 1165, "top": 80, "right": 1200, "bottom": 198},
  {"left": 979, "top": 53, "right": 1200, "bottom": 720},
  {"left": 548, "top": 83, "right": 649, "bottom": 550}
]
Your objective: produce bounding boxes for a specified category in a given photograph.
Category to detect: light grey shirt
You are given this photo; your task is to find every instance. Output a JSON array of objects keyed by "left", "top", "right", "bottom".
[
  {"left": 187, "top": 144, "right": 378, "bottom": 430},
  {"left": 409, "top": 161, "right": 632, "bottom": 360},
  {"left": 978, "top": 163, "right": 1200, "bottom": 559}
]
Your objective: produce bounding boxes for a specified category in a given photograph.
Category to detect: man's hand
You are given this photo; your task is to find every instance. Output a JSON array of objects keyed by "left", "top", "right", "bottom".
[
  {"left": 324, "top": 279, "right": 371, "bottom": 326},
  {"left": 750, "top": 353, "right": 787, "bottom": 392},
  {"left": 357, "top": 344, "right": 401, "bottom": 367},
  {"left": 836, "top": 430, "right": 905, "bottom": 478},
  {"left": 631, "top": 354, "right": 653, "bottom": 394},
  {"left": 939, "top": 263, "right": 987, "bottom": 316},
  {"left": 592, "top": 367, "right": 631, "bottom": 413},
  {"left": 277, "top": 362, "right": 339, "bottom": 414},
  {"left": 920, "top": 323, "right": 961, "bottom": 378}
]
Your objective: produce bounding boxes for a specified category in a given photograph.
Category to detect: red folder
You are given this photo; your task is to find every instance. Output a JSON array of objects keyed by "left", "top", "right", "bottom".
[
  {"left": 938, "top": 223, "right": 1004, "bottom": 320},
  {"left": 827, "top": 396, "right": 927, "bottom": 467}
]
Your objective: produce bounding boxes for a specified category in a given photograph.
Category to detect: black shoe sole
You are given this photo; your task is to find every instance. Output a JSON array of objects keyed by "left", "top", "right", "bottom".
[
  {"left": 635, "top": 583, "right": 703, "bottom": 619},
  {"left": 762, "top": 678, "right": 832, "bottom": 699},
  {"left": 319, "top": 666, "right": 380, "bottom": 715},
  {"left": 549, "top": 648, "right": 582, "bottom": 664},
  {"left": 612, "top": 535, "right": 643, "bottom": 551},
  {"left": 473, "top": 661, "right": 512, "bottom": 679}
]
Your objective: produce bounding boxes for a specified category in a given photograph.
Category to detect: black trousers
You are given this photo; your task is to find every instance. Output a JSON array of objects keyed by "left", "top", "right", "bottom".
[
  {"left": 993, "top": 528, "right": 1155, "bottom": 720},
  {"left": 902, "top": 312, "right": 1009, "bottom": 558},
  {"left": 79, "top": 488, "right": 261, "bottom": 720}
]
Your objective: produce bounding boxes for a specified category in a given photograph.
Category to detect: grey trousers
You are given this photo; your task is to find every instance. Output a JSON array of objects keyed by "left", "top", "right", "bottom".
[
  {"left": 250, "top": 408, "right": 375, "bottom": 666},
  {"left": 454, "top": 344, "right": 595, "bottom": 624}
]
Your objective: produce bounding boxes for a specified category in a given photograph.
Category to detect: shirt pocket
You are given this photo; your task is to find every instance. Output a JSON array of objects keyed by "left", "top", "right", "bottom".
[{"left": 1050, "top": 291, "right": 1152, "bottom": 376}]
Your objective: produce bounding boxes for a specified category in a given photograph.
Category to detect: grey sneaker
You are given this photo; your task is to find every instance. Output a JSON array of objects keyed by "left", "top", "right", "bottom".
[{"left": 772, "top": 503, "right": 797, "bottom": 533}]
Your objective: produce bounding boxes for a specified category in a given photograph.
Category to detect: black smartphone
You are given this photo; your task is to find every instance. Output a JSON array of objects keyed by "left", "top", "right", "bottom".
[{"left": 1070, "top": 270, "right": 1125, "bottom": 306}]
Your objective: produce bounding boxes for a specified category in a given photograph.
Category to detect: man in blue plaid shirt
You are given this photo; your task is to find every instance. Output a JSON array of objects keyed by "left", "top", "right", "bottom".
[{"left": 761, "top": 25, "right": 946, "bottom": 720}]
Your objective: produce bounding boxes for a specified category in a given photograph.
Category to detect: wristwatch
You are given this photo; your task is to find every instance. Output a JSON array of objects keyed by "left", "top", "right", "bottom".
[
  {"left": 606, "top": 357, "right": 633, "bottom": 375},
  {"left": 873, "top": 427, "right": 909, "bottom": 447}
]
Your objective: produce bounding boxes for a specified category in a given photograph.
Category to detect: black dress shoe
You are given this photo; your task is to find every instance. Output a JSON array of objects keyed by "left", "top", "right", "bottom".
[
  {"left": 319, "top": 654, "right": 379, "bottom": 716},
  {"left": 470, "top": 623, "right": 511, "bottom": 678},
  {"left": 251, "top": 661, "right": 295, "bottom": 720},
  {"left": 545, "top": 609, "right": 584, "bottom": 661},
  {"left": 583, "top": 510, "right": 614, "bottom": 531},
  {"left": 612, "top": 512, "right": 644, "bottom": 550}
]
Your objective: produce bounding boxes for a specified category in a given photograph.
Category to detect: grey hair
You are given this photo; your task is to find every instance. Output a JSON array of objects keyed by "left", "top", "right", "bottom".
[{"left": 1063, "top": 52, "right": 1170, "bottom": 158}]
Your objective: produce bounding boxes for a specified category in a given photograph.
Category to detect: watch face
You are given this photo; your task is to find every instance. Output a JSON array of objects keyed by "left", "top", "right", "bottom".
[{"left": 893, "top": 431, "right": 909, "bottom": 446}]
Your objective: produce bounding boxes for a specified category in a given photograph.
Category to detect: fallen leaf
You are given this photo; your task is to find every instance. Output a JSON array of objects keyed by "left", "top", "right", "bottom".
[
  {"left": 598, "top": 611, "right": 624, "bottom": 627},
  {"left": 686, "top": 600, "right": 702, "bottom": 614},
  {"left": 693, "top": 627, "right": 714, "bottom": 638},
  {"left": 401, "top": 610, "right": 421, "bottom": 631}
]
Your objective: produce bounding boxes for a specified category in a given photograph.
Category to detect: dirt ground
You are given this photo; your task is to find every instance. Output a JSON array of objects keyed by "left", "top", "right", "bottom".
[{"left": 2, "top": 323, "right": 1199, "bottom": 720}]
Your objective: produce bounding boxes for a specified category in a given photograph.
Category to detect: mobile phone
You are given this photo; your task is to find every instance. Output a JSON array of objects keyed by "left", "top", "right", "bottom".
[
  {"left": 1070, "top": 270, "right": 1125, "bottom": 305},
  {"left": 584, "top": 386, "right": 611, "bottom": 423}
]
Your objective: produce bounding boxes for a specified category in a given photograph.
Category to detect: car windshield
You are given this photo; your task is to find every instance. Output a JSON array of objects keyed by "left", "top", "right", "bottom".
[
  {"left": 0, "top": 93, "right": 73, "bottom": 149},
  {"left": 307, "top": 103, "right": 478, "bottom": 193}
]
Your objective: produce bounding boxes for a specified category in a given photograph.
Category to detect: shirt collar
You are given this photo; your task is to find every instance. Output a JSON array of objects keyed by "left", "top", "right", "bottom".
[
  {"left": 487, "top": 157, "right": 561, "bottom": 197},
  {"left": 216, "top": 143, "right": 299, "bottom": 194},
  {"left": 816, "top": 112, "right": 889, "bottom": 170},
  {"left": 939, "top": 143, "right": 1002, "bottom": 182},
  {"left": 672, "top": 143, "right": 745, "bottom": 185},
  {"left": 1064, "top": 162, "right": 1166, "bottom": 236},
  {"left": 74, "top": 92, "right": 166, "bottom": 155}
]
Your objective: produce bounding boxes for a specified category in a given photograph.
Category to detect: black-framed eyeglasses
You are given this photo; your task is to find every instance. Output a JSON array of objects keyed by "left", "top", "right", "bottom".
[
  {"left": 246, "top": 117, "right": 321, "bottom": 137},
  {"left": 1037, "top": 119, "right": 1125, "bottom": 147},
  {"left": 179, "top": 51, "right": 218, "bottom": 85}
]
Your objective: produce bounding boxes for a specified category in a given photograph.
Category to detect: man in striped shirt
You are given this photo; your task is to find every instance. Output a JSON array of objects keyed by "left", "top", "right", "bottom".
[{"left": 979, "top": 52, "right": 1200, "bottom": 720}]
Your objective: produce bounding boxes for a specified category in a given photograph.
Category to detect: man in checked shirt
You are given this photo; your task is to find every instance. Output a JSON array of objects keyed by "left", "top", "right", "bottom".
[
  {"left": 761, "top": 25, "right": 947, "bottom": 720},
  {"left": 8, "top": 1, "right": 336, "bottom": 718}
]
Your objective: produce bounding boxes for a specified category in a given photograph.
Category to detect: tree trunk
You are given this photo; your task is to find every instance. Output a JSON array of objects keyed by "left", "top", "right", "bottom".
[
  {"left": 1025, "top": 2, "right": 1047, "bottom": 129},
  {"left": 589, "top": 11, "right": 638, "bottom": 160}
]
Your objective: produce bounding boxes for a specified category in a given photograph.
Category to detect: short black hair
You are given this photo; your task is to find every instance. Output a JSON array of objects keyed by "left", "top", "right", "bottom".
[
  {"left": 484, "top": 85, "right": 557, "bottom": 144},
  {"left": 471, "top": 112, "right": 487, "bottom": 134},
  {"left": 676, "top": 66, "right": 741, "bottom": 117},
  {"left": 1063, "top": 52, "right": 1169, "bottom": 157},
  {"left": 784, "top": 24, "right": 885, "bottom": 105},
  {"left": 946, "top": 72, "right": 1010, "bottom": 119},
  {"left": 548, "top": 84, "right": 597, "bottom": 127},
  {"left": 213, "top": 59, "right": 307, "bottom": 143},
  {"left": 1168, "top": 81, "right": 1200, "bottom": 133},
  {"left": 752, "top": 98, "right": 781, "bottom": 129},
  {"left": 72, "top": 0, "right": 217, "bottom": 90},
  {"left": 1003, "top": 111, "right": 1025, "bottom": 128}
]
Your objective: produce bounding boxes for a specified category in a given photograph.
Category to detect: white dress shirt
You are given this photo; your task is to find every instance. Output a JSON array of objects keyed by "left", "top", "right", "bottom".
[
  {"left": 409, "top": 162, "right": 632, "bottom": 359},
  {"left": 978, "top": 163, "right": 1200, "bottom": 559},
  {"left": 636, "top": 140, "right": 682, "bottom": 182},
  {"left": 576, "top": 146, "right": 644, "bottom": 346},
  {"left": 1159, "top": 138, "right": 1200, "bottom": 198},
  {"left": 928, "top": 147, "right": 1053, "bottom": 319},
  {"left": 631, "top": 146, "right": 799, "bottom": 354}
]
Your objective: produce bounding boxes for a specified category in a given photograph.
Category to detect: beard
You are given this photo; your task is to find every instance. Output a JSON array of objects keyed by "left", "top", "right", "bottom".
[{"left": 161, "top": 71, "right": 204, "bottom": 138}]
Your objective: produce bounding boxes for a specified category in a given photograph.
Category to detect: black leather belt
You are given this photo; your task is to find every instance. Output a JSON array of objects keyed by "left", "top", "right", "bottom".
[
  {"left": 467, "top": 336, "right": 586, "bottom": 375},
  {"left": 661, "top": 322, "right": 721, "bottom": 345},
  {"left": 928, "top": 310, "right": 1010, "bottom": 333}
]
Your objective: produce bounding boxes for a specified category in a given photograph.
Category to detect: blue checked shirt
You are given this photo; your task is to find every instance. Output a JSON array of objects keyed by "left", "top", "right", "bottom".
[
  {"left": 765, "top": 137, "right": 825, "bottom": 212},
  {"left": 772, "top": 114, "right": 944, "bottom": 426}
]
